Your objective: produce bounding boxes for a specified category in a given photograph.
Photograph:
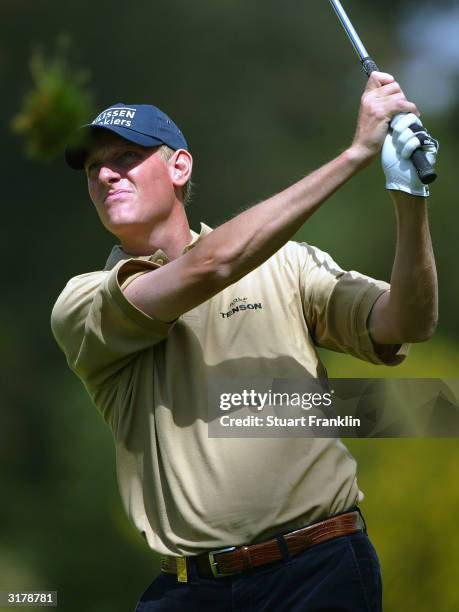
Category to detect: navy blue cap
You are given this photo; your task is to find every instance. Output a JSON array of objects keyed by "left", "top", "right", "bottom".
[{"left": 65, "top": 103, "right": 188, "bottom": 169}]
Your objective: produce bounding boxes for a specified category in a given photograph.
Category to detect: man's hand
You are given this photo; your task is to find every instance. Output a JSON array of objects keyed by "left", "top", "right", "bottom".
[
  {"left": 349, "top": 72, "right": 420, "bottom": 165},
  {"left": 382, "top": 113, "right": 439, "bottom": 197}
]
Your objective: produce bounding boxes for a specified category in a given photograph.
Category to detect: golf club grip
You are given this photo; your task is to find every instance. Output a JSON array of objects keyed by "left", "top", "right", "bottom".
[
  {"left": 361, "top": 57, "right": 379, "bottom": 77},
  {"left": 411, "top": 148, "right": 437, "bottom": 185},
  {"left": 361, "top": 56, "right": 437, "bottom": 185}
]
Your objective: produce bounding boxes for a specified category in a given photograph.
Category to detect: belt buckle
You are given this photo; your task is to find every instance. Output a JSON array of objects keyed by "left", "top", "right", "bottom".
[{"left": 208, "top": 546, "right": 237, "bottom": 577}]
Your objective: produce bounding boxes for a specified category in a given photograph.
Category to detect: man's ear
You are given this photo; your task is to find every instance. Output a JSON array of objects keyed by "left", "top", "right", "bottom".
[{"left": 169, "top": 148, "right": 193, "bottom": 188}]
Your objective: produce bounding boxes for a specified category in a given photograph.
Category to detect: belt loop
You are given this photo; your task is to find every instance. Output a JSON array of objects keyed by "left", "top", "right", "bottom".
[
  {"left": 186, "top": 557, "right": 201, "bottom": 585},
  {"left": 240, "top": 546, "right": 254, "bottom": 573},
  {"left": 276, "top": 535, "right": 292, "bottom": 562},
  {"left": 356, "top": 506, "right": 368, "bottom": 534}
]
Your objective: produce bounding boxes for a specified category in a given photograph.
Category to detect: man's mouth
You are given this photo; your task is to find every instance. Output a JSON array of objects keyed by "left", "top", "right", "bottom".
[{"left": 104, "top": 189, "right": 132, "bottom": 203}]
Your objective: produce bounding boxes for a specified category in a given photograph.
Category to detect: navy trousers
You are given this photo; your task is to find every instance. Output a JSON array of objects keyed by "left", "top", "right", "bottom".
[{"left": 134, "top": 531, "right": 382, "bottom": 611}]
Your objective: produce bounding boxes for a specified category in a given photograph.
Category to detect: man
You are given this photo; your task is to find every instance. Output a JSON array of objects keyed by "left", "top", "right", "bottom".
[{"left": 52, "top": 72, "right": 438, "bottom": 611}]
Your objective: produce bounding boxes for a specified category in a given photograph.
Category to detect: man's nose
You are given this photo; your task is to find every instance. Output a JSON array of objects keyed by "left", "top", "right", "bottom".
[{"left": 98, "top": 164, "right": 121, "bottom": 184}]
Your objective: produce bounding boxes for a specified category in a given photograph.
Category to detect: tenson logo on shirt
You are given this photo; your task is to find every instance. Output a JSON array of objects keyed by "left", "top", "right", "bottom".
[{"left": 220, "top": 297, "right": 263, "bottom": 319}]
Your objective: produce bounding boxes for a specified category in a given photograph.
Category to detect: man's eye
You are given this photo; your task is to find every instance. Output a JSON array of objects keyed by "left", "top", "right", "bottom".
[{"left": 120, "top": 151, "right": 140, "bottom": 163}]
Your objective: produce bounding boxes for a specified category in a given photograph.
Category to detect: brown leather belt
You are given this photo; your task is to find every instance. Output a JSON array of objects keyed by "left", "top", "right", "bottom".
[{"left": 161, "top": 510, "right": 362, "bottom": 579}]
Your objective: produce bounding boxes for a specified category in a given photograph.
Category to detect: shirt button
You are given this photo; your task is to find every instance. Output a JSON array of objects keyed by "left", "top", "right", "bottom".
[{"left": 156, "top": 258, "right": 164, "bottom": 265}]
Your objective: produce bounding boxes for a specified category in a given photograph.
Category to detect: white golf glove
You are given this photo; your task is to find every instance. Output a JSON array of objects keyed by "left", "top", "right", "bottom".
[{"left": 381, "top": 113, "right": 439, "bottom": 197}]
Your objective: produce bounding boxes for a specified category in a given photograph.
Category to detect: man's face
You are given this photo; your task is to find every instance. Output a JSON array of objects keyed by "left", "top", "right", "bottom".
[{"left": 85, "top": 131, "right": 176, "bottom": 238}]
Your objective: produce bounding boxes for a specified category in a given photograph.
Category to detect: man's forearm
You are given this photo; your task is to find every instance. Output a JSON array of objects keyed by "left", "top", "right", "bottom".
[
  {"left": 370, "top": 192, "right": 438, "bottom": 344},
  {"left": 123, "top": 148, "right": 367, "bottom": 322},
  {"left": 193, "top": 147, "right": 366, "bottom": 282}
]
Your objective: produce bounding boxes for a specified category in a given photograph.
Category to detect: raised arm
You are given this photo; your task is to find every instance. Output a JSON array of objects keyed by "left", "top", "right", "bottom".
[
  {"left": 124, "top": 72, "right": 419, "bottom": 323},
  {"left": 368, "top": 192, "right": 438, "bottom": 344},
  {"left": 368, "top": 104, "right": 439, "bottom": 345}
]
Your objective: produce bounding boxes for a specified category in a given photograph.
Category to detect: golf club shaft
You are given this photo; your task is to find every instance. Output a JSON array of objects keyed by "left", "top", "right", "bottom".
[{"left": 329, "top": 0, "right": 437, "bottom": 185}]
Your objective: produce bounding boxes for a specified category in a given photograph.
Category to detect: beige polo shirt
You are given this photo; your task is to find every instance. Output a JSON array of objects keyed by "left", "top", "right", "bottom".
[{"left": 51, "top": 223, "right": 407, "bottom": 556}]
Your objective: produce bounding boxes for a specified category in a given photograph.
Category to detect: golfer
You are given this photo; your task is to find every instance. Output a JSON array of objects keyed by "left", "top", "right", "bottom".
[{"left": 52, "top": 72, "right": 438, "bottom": 611}]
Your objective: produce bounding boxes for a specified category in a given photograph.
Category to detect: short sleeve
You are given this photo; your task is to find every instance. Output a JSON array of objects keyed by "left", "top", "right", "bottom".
[
  {"left": 51, "top": 258, "right": 176, "bottom": 411},
  {"left": 297, "top": 243, "right": 409, "bottom": 366}
]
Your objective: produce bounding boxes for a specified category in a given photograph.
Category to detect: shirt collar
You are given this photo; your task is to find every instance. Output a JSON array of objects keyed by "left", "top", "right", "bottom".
[{"left": 104, "top": 222, "right": 213, "bottom": 271}]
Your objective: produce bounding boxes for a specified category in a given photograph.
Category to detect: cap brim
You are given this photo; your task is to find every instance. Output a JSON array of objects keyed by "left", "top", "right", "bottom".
[{"left": 64, "top": 125, "right": 165, "bottom": 170}]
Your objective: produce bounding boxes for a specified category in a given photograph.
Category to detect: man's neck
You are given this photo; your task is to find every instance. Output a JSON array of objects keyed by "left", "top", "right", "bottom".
[{"left": 119, "top": 207, "right": 192, "bottom": 261}]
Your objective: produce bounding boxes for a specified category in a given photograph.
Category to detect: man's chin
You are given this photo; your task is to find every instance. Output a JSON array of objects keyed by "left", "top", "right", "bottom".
[{"left": 103, "top": 218, "right": 147, "bottom": 237}]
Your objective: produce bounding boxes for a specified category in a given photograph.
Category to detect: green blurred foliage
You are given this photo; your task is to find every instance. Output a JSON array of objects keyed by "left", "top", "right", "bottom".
[
  {"left": 1, "top": 0, "right": 458, "bottom": 610},
  {"left": 11, "top": 35, "right": 94, "bottom": 160},
  {"left": 349, "top": 437, "right": 459, "bottom": 612}
]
